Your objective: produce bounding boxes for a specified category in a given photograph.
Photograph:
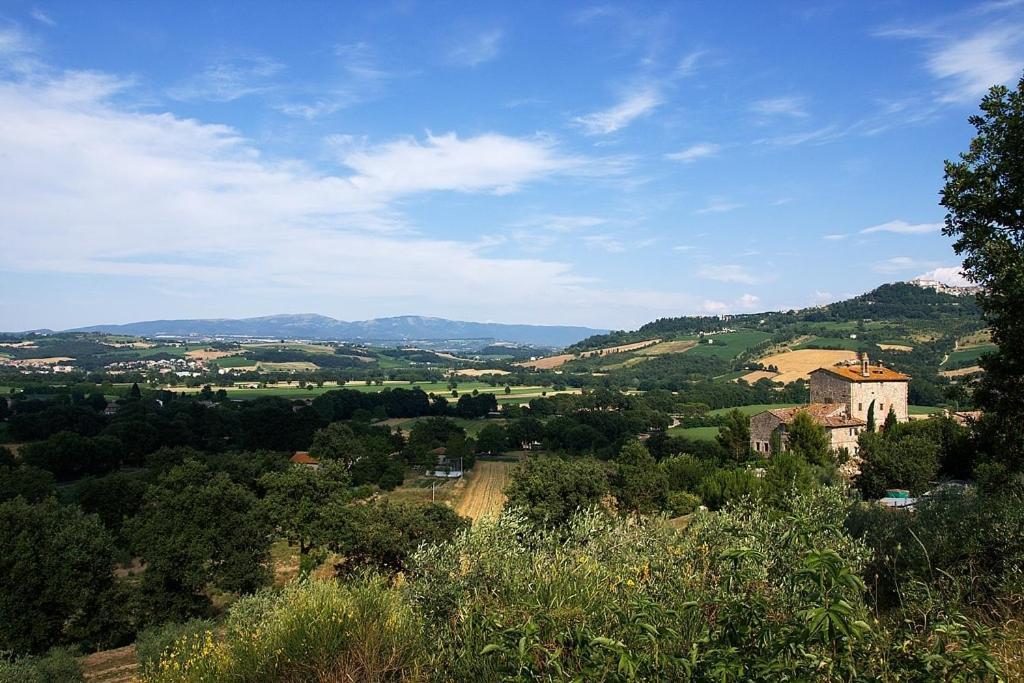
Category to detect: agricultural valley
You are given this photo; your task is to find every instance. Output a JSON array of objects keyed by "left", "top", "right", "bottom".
[{"left": 3, "top": 5, "right": 1023, "bottom": 680}]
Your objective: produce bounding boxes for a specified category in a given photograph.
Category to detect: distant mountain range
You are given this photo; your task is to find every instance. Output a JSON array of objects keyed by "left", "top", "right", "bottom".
[{"left": 66, "top": 314, "right": 607, "bottom": 348}]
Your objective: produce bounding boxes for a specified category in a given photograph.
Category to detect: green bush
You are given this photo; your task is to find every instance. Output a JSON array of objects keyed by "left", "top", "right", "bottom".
[
  {"left": 146, "top": 488, "right": 1002, "bottom": 681},
  {"left": 0, "top": 646, "right": 83, "bottom": 683},
  {"left": 143, "top": 578, "right": 425, "bottom": 682},
  {"left": 135, "top": 619, "right": 215, "bottom": 675}
]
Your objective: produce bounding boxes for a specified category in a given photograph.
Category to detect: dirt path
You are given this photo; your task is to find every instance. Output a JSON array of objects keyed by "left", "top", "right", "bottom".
[
  {"left": 455, "top": 460, "right": 511, "bottom": 521},
  {"left": 80, "top": 645, "right": 138, "bottom": 682}
]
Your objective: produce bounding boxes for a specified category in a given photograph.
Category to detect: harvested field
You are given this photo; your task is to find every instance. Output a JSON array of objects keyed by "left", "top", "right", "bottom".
[
  {"left": 186, "top": 348, "right": 240, "bottom": 360},
  {"left": 245, "top": 342, "right": 337, "bottom": 354},
  {"left": 877, "top": 343, "right": 913, "bottom": 352},
  {"left": 9, "top": 356, "right": 75, "bottom": 365},
  {"left": 454, "top": 368, "right": 511, "bottom": 376},
  {"left": 753, "top": 349, "right": 858, "bottom": 384},
  {"left": 516, "top": 339, "right": 660, "bottom": 370},
  {"left": 579, "top": 339, "right": 660, "bottom": 358},
  {"left": 739, "top": 370, "right": 778, "bottom": 383},
  {"left": 636, "top": 339, "right": 698, "bottom": 356},
  {"left": 516, "top": 353, "right": 575, "bottom": 370},
  {"left": 455, "top": 460, "right": 511, "bottom": 521},
  {"left": 257, "top": 361, "right": 319, "bottom": 372},
  {"left": 941, "top": 365, "right": 984, "bottom": 378}
]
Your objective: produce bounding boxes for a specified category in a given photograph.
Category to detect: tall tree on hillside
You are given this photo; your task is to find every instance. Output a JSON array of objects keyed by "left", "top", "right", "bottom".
[
  {"left": 613, "top": 440, "right": 668, "bottom": 514},
  {"left": 786, "top": 412, "right": 832, "bottom": 466},
  {"left": 129, "top": 460, "right": 271, "bottom": 620},
  {"left": 716, "top": 409, "right": 751, "bottom": 462},
  {"left": 941, "top": 73, "right": 1024, "bottom": 475},
  {"left": 0, "top": 498, "right": 127, "bottom": 654},
  {"left": 866, "top": 400, "right": 876, "bottom": 433}
]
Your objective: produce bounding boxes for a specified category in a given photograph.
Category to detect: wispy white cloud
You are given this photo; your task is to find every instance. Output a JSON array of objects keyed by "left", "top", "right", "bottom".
[
  {"left": 574, "top": 86, "right": 661, "bottom": 135},
  {"left": 861, "top": 219, "right": 941, "bottom": 235},
  {"left": 0, "top": 64, "right": 689, "bottom": 328},
  {"left": 675, "top": 49, "right": 707, "bottom": 77},
  {"left": 751, "top": 96, "right": 809, "bottom": 118},
  {"left": 823, "top": 233, "right": 847, "bottom": 241},
  {"left": 447, "top": 29, "right": 503, "bottom": 67},
  {"left": 873, "top": 256, "right": 934, "bottom": 274},
  {"left": 512, "top": 214, "right": 608, "bottom": 233},
  {"left": 694, "top": 197, "right": 742, "bottom": 214},
  {"left": 666, "top": 142, "right": 720, "bottom": 163},
  {"left": 582, "top": 234, "right": 626, "bottom": 253},
  {"left": 167, "top": 56, "right": 283, "bottom": 102},
  {"left": 697, "top": 264, "right": 759, "bottom": 284},
  {"left": 276, "top": 42, "right": 393, "bottom": 119},
  {"left": 926, "top": 27, "right": 1024, "bottom": 102},
  {"left": 30, "top": 8, "right": 56, "bottom": 26},
  {"left": 757, "top": 125, "right": 842, "bottom": 146},
  {"left": 341, "top": 132, "right": 581, "bottom": 196}
]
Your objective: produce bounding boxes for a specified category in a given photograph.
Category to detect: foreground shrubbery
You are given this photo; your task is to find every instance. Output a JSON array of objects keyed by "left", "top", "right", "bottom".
[{"left": 145, "top": 487, "right": 1002, "bottom": 681}]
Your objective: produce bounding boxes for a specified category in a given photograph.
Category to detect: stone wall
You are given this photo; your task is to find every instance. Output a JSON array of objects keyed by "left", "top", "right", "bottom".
[
  {"left": 810, "top": 370, "right": 909, "bottom": 423},
  {"left": 827, "top": 425, "right": 862, "bottom": 453},
  {"left": 848, "top": 380, "right": 909, "bottom": 423},
  {"left": 750, "top": 411, "right": 782, "bottom": 455}
]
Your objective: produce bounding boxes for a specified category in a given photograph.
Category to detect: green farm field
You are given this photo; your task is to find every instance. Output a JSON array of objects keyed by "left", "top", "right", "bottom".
[
  {"left": 945, "top": 345, "right": 996, "bottom": 367},
  {"left": 685, "top": 331, "right": 772, "bottom": 360},
  {"left": 666, "top": 426, "right": 720, "bottom": 441}
]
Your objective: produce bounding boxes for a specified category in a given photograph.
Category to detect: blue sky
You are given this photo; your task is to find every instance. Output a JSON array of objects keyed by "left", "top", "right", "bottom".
[{"left": 1, "top": 1, "right": 1022, "bottom": 331}]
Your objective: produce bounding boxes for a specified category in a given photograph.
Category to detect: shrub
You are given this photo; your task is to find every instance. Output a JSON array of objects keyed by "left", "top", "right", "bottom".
[
  {"left": 135, "top": 619, "right": 215, "bottom": 676},
  {"left": 147, "top": 488, "right": 1002, "bottom": 681},
  {"left": 0, "top": 647, "right": 83, "bottom": 683},
  {"left": 143, "top": 579, "right": 425, "bottom": 682}
]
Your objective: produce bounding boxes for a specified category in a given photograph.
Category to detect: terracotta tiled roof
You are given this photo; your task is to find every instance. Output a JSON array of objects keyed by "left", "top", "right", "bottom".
[
  {"left": 290, "top": 451, "right": 318, "bottom": 465},
  {"left": 812, "top": 364, "right": 910, "bottom": 382},
  {"left": 766, "top": 403, "right": 866, "bottom": 429}
]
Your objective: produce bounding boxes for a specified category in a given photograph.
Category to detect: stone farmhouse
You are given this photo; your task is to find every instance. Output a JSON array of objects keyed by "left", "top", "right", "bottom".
[{"left": 750, "top": 354, "right": 910, "bottom": 456}]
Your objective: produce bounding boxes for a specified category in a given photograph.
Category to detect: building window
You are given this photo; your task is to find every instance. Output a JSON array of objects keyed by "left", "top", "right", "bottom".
[{"left": 858, "top": 403, "right": 862, "bottom": 412}]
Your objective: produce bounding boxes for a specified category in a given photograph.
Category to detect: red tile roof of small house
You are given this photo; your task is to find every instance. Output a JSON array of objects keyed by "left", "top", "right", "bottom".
[{"left": 290, "top": 451, "right": 318, "bottom": 465}]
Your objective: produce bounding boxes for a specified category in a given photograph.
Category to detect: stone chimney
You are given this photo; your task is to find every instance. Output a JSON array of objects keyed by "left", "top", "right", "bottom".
[{"left": 860, "top": 352, "right": 870, "bottom": 377}]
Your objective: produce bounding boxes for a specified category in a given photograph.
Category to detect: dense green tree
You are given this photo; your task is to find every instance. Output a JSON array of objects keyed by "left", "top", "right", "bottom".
[
  {"left": 786, "top": 412, "right": 832, "bottom": 466},
  {"left": 259, "top": 461, "right": 350, "bottom": 555},
  {"left": 761, "top": 452, "right": 816, "bottom": 507},
  {"left": 128, "top": 460, "right": 271, "bottom": 621},
  {"left": 505, "top": 456, "right": 609, "bottom": 526},
  {"left": 612, "top": 441, "right": 668, "bottom": 514},
  {"left": 882, "top": 407, "right": 898, "bottom": 433},
  {"left": 0, "top": 498, "right": 125, "bottom": 654},
  {"left": 475, "top": 423, "right": 508, "bottom": 454},
  {"left": 20, "top": 432, "right": 124, "bottom": 481},
  {"left": 66, "top": 472, "right": 148, "bottom": 545},
  {"left": 715, "top": 409, "right": 751, "bottom": 462},
  {"left": 661, "top": 454, "right": 715, "bottom": 493},
  {"left": 856, "top": 433, "right": 940, "bottom": 499},
  {"left": 697, "top": 468, "right": 760, "bottom": 510},
  {"left": 320, "top": 499, "right": 467, "bottom": 572},
  {"left": 866, "top": 400, "right": 876, "bottom": 433},
  {"left": 0, "top": 464, "right": 55, "bottom": 503},
  {"left": 941, "top": 73, "right": 1024, "bottom": 475},
  {"left": 349, "top": 450, "right": 405, "bottom": 490},
  {"left": 309, "top": 422, "right": 365, "bottom": 469},
  {"left": 505, "top": 417, "right": 544, "bottom": 449}
]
